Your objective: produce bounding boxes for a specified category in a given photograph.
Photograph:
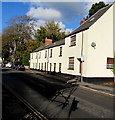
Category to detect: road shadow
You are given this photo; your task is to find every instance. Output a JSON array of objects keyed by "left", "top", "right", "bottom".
[{"left": 3, "top": 71, "right": 73, "bottom": 99}]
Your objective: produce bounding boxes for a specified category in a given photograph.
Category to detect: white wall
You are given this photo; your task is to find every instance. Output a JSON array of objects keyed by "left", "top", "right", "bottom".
[
  {"left": 62, "top": 31, "right": 88, "bottom": 76},
  {"left": 30, "top": 4, "right": 114, "bottom": 78},
  {"left": 113, "top": 3, "right": 115, "bottom": 54},
  {"left": 85, "top": 4, "right": 114, "bottom": 77}
]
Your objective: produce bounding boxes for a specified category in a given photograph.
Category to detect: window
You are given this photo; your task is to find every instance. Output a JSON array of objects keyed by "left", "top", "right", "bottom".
[
  {"left": 68, "top": 57, "right": 74, "bottom": 70},
  {"left": 36, "top": 53, "right": 38, "bottom": 59},
  {"left": 107, "top": 57, "right": 114, "bottom": 69},
  {"left": 59, "top": 47, "right": 62, "bottom": 57},
  {"left": 39, "top": 52, "right": 41, "bottom": 59},
  {"left": 59, "top": 63, "right": 61, "bottom": 72},
  {"left": 37, "top": 53, "right": 39, "bottom": 59},
  {"left": 39, "top": 63, "right": 40, "bottom": 69},
  {"left": 36, "top": 63, "right": 37, "bottom": 68},
  {"left": 35, "top": 53, "right": 37, "bottom": 59},
  {"left": 41, "top": 63, "right": 43, "bottom": 70},
  {"left": 50, "top": 63, "right": 52, "bottom": 72},
  {"left": 44, "top": 62, "right": 46, "bottom": 71},
  {"left": 45, "top": 50, "right": 47, "bottom": 58},
  {"left": 70, "top": 35, "right": 76, "bottom": 46},
  {"left": 54, "top": 63, "right": 56, "bottom": 72},
  {"left": 50, "top": 49, "right": 52, "bottom": 58}
]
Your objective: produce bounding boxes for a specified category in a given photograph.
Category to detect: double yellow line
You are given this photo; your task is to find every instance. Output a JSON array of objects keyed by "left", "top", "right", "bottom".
[{"left": 3, "top": 83, "right": 48, "bottom": 120}]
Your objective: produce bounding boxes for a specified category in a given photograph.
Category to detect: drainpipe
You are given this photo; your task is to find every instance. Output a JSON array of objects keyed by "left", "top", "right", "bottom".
[
  {"left": 47, "top": 49, "right": 49, "bottom": 74},
  {"left": 80, "top": 31, "right": 84, "bottom": 82}
]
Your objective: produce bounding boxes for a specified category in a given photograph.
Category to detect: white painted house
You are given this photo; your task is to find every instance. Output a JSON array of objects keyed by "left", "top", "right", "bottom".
[{"left": 30, "top": 3, "right": 115, "bottom": 82}]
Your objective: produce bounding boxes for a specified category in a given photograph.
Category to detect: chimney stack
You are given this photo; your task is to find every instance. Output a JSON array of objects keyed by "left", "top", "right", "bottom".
[
  {"left": 44, "top": 37, "right": 52, "bottom": 46},
  {"left": 80, "top": 18, "right": 87, "bottom": 25}
]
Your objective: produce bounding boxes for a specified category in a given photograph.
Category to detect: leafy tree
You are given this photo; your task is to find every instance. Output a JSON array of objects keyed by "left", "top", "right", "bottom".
[
  {"left": 89, "top": 2, "right": 109, "bottom": 17},
  {"left": 21, "top": 40, "right": 38, "bottom": 66},
  {"left": 2, "top": 15, "right": 37, "bottom": 64},
  {"left": 34, "top": 26, "right": 47, "bottom": 46},
  {"left": 35, "top": 20, "right": 66, "bottom": 45}
]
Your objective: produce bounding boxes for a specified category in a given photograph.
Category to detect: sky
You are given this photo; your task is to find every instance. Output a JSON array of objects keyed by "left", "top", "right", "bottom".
[{"left": 1, "top": 0, "right": 114, "bottom": 34}]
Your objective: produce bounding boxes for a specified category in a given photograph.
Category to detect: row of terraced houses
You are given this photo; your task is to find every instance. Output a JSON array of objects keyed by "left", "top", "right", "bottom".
[{"left": 30, "top": 3, "right": 115, "bottom": 82}]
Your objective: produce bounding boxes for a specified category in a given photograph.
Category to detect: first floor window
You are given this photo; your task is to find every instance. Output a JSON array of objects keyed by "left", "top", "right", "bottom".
[
  {"left": 107, "top": 57, "right": 114, "bottom": 69},
  {"left": 50, "top": 49, "right": 52, "bottom": 58},
  {"left": 70, "top": 35, "right": 76, "bottom": 46},
  {"left": 68, "top": 57, "right": 74, "bottom": 70},
  {"left": 39, "top": 52, "right": 41, "bottom": 59},
  {"left": 31, "top": 54, "right": 33, "bottom": 59},
  {"left": 45, "top": 50, "right": 47, "bottom": 58},
  {"left": 59, "top": 47, "right": 62, "bottom": 57}
]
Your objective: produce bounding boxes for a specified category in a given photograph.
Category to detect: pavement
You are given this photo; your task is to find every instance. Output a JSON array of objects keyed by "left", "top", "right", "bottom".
[{"left": 25, "top": 69, "right": 115, "bottom": 97}]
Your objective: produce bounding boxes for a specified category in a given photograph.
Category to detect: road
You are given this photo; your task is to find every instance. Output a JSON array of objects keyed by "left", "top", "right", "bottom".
[{"left": 2, "top": 68, "right": 114, "bottom": 119}]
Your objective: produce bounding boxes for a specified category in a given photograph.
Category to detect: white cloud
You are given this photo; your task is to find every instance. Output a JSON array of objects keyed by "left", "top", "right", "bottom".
[
  {"left": 27, "top": 7, "right": 62, "bottom": 20},
  {"left": 56, "top": 21, "right": 72, "bottom": 34},
  {"left": 33, "top": 20, "right": 46, "bottom": 30}
]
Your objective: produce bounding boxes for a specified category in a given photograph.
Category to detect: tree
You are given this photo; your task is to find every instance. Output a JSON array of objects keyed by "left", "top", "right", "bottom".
[
  {"left": 2, "top": 15, "right": 37, "bottom": 64},
  {"left": 22, "top": 40, "right": 38, "bottom": 66},
  {"left": 34, "top": 26, "right": 47, "bottom": 46},
  {"left": 35, "top": 20, "right": 66, "bottom": 45},
  {"left": 89, "top": 2, "right": 109, "bottom": 17}
]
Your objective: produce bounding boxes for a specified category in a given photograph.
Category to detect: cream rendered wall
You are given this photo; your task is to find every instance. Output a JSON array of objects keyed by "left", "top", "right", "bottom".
[
  {"left": 61, "top": 31, "right": 88, "bottom": 76},
  {"left": 30, "top": 52, "right": 38, "bottom": 69},
  {"left": 85, "top": 5, "right": 114, "bottom": 77},
  {"left": 113, "top": 3, "right": 115, "bottom": 54},
  {"left": 48, "top": 45, "right": 64, "bottom": 72},
  {"left": 36, "top": 49, "right": 48, "bottom": 70},
  {"left": 81, "top": 30, "right": 89, "bottom": 77},
  {"left": 31, "top": 45, "right": 65, "bottom": 72},
  {"left": 30, "top": 53, "right": 33, "bottom": 68}
]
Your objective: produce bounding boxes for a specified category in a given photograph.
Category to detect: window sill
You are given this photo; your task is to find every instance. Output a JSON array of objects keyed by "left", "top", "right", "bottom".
[
  {"left": 69, "top": 45, "right": 76, "bottom": 47},
  {"left": 59, "top": 55, "right": 62, "bottom": 57},
  {"left": 68, "top": 68, "right": 74, "bottom": 70}
]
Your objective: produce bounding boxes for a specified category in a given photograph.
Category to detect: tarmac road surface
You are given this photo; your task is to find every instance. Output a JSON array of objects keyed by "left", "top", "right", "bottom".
[{"left": 2, "top": 69, "right": 114, "bottom": 119}]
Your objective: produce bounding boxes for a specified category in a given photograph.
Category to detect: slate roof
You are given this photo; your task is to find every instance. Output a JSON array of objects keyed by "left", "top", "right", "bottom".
[
  {"left": 34, "top": 39, "right": 65, "bottom": 52},
  {"left": 69, "top": 4, "right": 112, "bottom": 36},
  {"left": 33, "top": 4, "right": 113, "bottom": 53}
]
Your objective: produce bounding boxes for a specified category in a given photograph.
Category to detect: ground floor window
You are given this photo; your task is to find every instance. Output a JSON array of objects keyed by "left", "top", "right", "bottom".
[
  {"left": 50, "top": 63, "right": 52, "bottom": 72},
  {"left": 68, "top": 57, "right": 74, "bottom": 70},
  {"left": 39, "top": 63, "right": 40, "bottom": 69},
  {"left": 41, "top": 63, "right": 43, "bottom": 70},
  {"left": 44, "top": 62, "right": 46, "bottom": 71},
  {"left": 59, "top": 63, "right": 61, "bottom": 72},
  {"left": 54, "top": 63, "right": 56, "bottom": 72},
  {"left": 107, "top": 57, "right": 114, "bottom": 69}
]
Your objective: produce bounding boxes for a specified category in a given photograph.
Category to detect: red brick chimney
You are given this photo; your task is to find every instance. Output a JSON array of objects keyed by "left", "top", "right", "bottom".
[
  {"left": 44, "top": 37, "right": 52, "bottom": 46},
  {"left": 80, "top": 18, "right": 87, "bottom": 25}
]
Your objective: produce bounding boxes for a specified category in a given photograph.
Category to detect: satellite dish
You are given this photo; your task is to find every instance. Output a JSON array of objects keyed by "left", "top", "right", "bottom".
[{"left": 91, "top": 42, "right": 96, "bottom": 47}]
